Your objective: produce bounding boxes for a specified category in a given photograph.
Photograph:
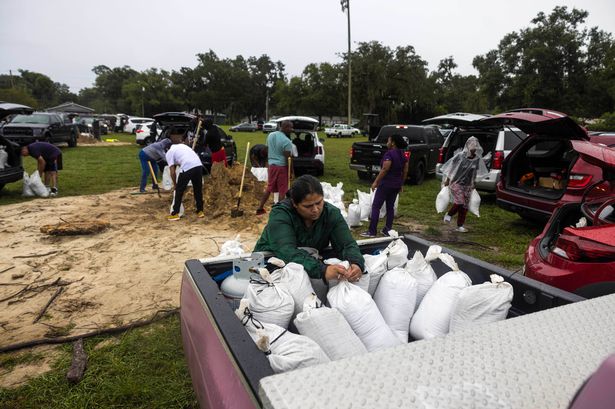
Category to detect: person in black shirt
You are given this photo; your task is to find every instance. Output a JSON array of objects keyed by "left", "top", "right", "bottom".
[
  {"left": 21, "top": 141, "right": 63, "bottom": 196},
  {"left": 202, "top": 119, "right": 226, "bottom": 167}
]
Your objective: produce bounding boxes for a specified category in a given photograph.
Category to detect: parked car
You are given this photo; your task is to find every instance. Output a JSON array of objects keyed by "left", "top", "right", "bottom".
[
  {"left": 276, "top": 115, "right": 324, "bottom": 176},
  {"left": 484, "top": 108, "right": 614, "bottom": 221},
  {"left": 262, "top": 120, "right": 278, "bottom": 134},
  {"left": 324, "top": 123, "right": 361, "bottom": 138},
  {"left": 135, "top": 121, "right": 162, "bottom": 145},
  {"left": 77, "top": 117, "right": 108, "bottom": 136},
  {"left": 229, "top": 122, "right": 258, "bottom": 132},
  {"left": 588, "top": 132, "right": 615, "bottom": 148},
  {"left": 123, "top": 116, "right": 154, "bottom": 134},
  {"left": 0, "top": 102, "right": 33, "bottom": 192},
  {"left": 349, "top": 124, "right": 443, "bottom": 184},
  {"left": 423, "top": 112, "right": 528, "bottom": 192},
  {"left": 524, "top": 147, "right": 615, "bottom": 299},
  {"left": 1, "top": 111, "right": 78, "bottom": 147}
]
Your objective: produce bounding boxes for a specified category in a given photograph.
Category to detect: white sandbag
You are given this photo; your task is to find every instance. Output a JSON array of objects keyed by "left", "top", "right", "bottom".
[
  {"left": 161, "top": 166, "right": 173, "bottom": 191},
  {"left": 250, "top": 167, "right": 268, "bottom": 182},
  {"left": 382, "top": 238, "right": 409, "bottom": 270},
  {"left": 294, "top": 294, "right": 367, "bottom": 360},
  {"left": 449, "top": 274, "right": 513, "bottom": 333},
  {"left": 0, "top": 146, "right": 7, "bottom": 170},
  {"left": 272, "top": 262, "right": 317, "bottom": 317},
  {"left": 373, "top": 267, "right": 418, "bottom": 342},
  {"left": 22, "top": 171, "right": 34, "bottom": 197},
  {"left": 219, "top": 234, "right": 245, "bottom": 257},
  {"left": 435, "top": 185, "right": 451, "bottom": 213},
  {"left": 363, "top": 252, "right": 388, "bottom": 296},
  {"left": 237, "top": 302, "right": 329, "bottom": 373},
  {"left": 246, "top": 268, "right": 295, "bottom": 328},
  {"left": 29, "top": 171, "right": 49, "bottom": 197},
  {"left": 469, "top": 189, "right": 481, "bottom": 217},
  {"left": 347, "top": 199, "right": 362, "bottom": 227},
  {"left": 405, "top": 245, "right": 442, "bottom": 308},
  {"left": 409, "top": 255, "right": 472, "bottom": 340},
  {"left": 357, "top": 190, "right": 371, "bottom": 221},
  {"left": 327, "top": 280, "right": 401, "bottom": 352},
  {"left": 325, "top": 259, "right": 370, "bottom": 293},
  {"left": 169, "top": 196, "right": 185, "bottom": 217}
]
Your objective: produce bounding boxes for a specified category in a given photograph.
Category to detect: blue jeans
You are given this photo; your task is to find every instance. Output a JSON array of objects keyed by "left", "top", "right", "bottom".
[
  {"left": 139, "top": 150, "right": 158, "bottom": 192},
  {"left": 368, "top": 186, "right": 400, "bottom": 235}
]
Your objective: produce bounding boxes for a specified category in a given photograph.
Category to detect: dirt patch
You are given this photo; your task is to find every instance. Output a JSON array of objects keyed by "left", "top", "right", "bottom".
[{"left": 0, "top": 345, "right": 62, "bottom": 388}]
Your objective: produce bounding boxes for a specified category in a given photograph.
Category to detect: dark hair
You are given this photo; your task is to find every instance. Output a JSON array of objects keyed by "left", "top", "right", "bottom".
[
  {"left": 288, "top": 175, "right": 323, "bottom": 203},
  {"left": 390, "top": 134, "right": 407, "bottom": 149},
  {"left": 202, "top": 118, "right": 214, "bottom": 130}
]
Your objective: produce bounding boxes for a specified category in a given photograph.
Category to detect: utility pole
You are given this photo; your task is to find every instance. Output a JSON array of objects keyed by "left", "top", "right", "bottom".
[
  {"left": 341, "top": 0, "right": 351, "bottom": 126},
  {"left": 265, "top": 88, "right": 270, "bottom": 121},
  {"left": 141, "top": 86, "right": 145, "bottom": 117},
  {"left": 9, "top": 70, "right": 14, "bottom": 88}
]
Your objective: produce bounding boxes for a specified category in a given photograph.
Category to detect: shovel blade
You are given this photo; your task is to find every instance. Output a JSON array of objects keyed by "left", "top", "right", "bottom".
[{"left": 231, "top": 208, "right": 244, "bottom": 218}]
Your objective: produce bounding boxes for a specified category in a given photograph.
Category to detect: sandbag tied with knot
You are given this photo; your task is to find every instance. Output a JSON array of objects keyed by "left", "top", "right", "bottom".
[
  {"left": 294, "top": 293, "right": 367, "bottom": 361},
  {"left": 382, "top": 237, "right": 409, "bottom": 270},
  {"left": 409, "top": 253, "right": 472, "bottom": 340},
  {"left": 270, "top": 262, "right": 317, "bottom": 318},
  {"left": 245, "top": 267, "right": 294, "bottom": 328},
  {"left": 404, "top": 245, "right": 443, "bottom": 308},
  {"left": 324, "top": 259, "right": 370, "bottom": 293},
  {"left": 373, "top": 266, "right": 418, "bottom": 343},
  {"left": 327, "top": 280, "right": 401, "bottom": 352},
  {"left": 235, "top": 299, "right": 329, "bottom": 374},
  {"left": 449, "top": 274, "right": 513, "bottom": 333}
]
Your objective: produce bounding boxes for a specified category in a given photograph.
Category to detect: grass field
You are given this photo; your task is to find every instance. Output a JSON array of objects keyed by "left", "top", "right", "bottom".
[{"left": 0, "top": 127, "right": 542, "bottom": 408}]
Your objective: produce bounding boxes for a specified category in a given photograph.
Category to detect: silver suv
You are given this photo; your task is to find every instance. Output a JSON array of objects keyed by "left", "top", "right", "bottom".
[{"left": 423, "top": 112, "right": 527, "bottom": 192}]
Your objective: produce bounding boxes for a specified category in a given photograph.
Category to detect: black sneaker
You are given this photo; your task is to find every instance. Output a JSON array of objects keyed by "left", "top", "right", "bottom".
[{"left": 381, "top": 229, "right": 390, "bottom": 237}]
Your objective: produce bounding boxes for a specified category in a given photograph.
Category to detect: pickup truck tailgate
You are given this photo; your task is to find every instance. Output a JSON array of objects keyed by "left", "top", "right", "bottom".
[
  {"left": 350, "top": 142, "right": 387, "bottom": 167},
  {"left": 260, "top": 294, "right": 615, "bottom": 409}
]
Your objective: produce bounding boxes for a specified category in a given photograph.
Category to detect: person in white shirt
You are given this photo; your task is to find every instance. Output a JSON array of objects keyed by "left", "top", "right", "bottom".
[{"left": 165, "top": 127, "right": 205, "bottom": 221}]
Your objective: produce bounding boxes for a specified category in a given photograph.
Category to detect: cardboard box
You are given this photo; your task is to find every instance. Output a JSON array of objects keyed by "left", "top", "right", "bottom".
[{"left": 538, "top": 177, "right": 563, "bottom": 190}]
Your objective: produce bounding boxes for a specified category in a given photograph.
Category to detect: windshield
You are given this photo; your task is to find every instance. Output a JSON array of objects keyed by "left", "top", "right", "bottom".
[{"left": 10, "top": 114, "right": 50, "bottom": 124}]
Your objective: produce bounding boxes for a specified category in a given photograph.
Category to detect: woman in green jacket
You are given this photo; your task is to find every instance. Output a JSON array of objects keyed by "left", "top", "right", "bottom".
[{"left": 254, "top": 175, "right": 364, "bottom": 282}]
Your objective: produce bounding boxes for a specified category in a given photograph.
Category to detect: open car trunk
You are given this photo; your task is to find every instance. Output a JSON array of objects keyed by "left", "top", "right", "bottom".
[
  {"left": 443, "top": 129, "right": 499, "bottom": 170},
  {"left": 504, "top": 137, "right": 577, "bottom": 200},
  {"left": 291, "top": 132, "right": 316, "bottom": 159}
]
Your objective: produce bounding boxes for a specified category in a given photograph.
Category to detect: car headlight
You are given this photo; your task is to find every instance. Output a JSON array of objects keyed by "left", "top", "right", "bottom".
[{"left": 32, "top": 128, "right": 43, "bottom": 136}]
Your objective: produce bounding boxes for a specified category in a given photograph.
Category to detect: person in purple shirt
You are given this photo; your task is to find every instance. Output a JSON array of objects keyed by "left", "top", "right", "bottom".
[
  {"left": 361, "top": 134, "right": 409, "bottom": 237},
  {"left": 21, "top": 141, "right": 63, "bottom": 196}
]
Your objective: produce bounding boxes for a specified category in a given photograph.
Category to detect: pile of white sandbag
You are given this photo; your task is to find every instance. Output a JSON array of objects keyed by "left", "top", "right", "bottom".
[
  {"left": 22, "top": 171, "right": 49, "bottom": 197},
  {"left": 357, "top": 188, "right": 399, "bottom": 220},
  {"left": 321, "top": 182, "right": 347, "bottom": 218},
  {"left": 435, "top": 184, "right": 481, "bottom": 217},
  {"left": 250, "top": 167, "right": 268, "bottom": 182}
]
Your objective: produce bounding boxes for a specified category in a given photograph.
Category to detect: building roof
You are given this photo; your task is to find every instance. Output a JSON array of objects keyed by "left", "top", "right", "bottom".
[{"left": 46, "top": 102, "right": 95, "bottom": 114}]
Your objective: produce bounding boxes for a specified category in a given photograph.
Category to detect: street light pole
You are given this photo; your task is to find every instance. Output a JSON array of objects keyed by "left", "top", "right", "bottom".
[
  {"left": 341, "top": 0, "right": 351, "bottom": 126},
  {"left": 141, "top": 86, "right": 145, "bottom": 117}
]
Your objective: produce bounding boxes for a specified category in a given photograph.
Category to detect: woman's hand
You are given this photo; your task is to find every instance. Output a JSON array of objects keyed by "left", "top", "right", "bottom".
[
  {"left": 371, "top": 181, "right": 378, "bottom": 190},
  {"left": 324, "top": 264, "right": 350, "bottom": 282},
  {"left": 347, "top": 264, "right": 363, "bottom": 282},
  {"left": 443, "top": 178, "right": 450, "bottom": 187}
]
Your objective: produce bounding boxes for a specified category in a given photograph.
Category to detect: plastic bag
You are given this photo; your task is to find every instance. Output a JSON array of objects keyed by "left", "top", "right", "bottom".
[
  {"left": 22, "top": 171, "right": 34, "bottom": 197},
  {"left": 250, "top": 167, "right": 268, "bottom": 182},
  {"left": 469, "top": 189, "right": 481, "bottom": 217},
  {"left": 219, "top": 234, "right": 245, "bottom": 257},
  {"left": 373, "top": 267, "right": 418, "bottom": 342},
  {"left": 357, "top": 190, "right": 371, "bottom": 221},
  {"left": 29, "top": 171, "right": 49, "bottom": 197},
  {"left": 347, "top": 199, "right": 362, "bottom": 227},
  {"left": 161, "top": 166, "right": 173, "bottom": 191},
  {"left": 435, "top": 185, "right": 451, "bottom": 213}
]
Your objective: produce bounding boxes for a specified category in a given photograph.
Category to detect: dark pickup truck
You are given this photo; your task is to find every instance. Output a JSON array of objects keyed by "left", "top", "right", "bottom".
[
  {"left": 0, "top": 112, "right": 78, "bottom": 147},
  {"left": 349, "top": 125, "right": 443, "bottom": 184}
]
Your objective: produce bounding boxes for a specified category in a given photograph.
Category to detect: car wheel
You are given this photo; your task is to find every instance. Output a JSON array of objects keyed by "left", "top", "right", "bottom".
[
  {"left": 337, "top": 133, "right": 342, "bottom": 138},
  {"left": 68, "top": 131, "right": 78, "bottom": 148},
  {"left": 574, "top": 282, "right": 615, "bottom": 299},
  {"left": 357, "top": 171, "right": 371, "bottom": 180},
  {"left": 410, "top": 161, "right": 425, "bottom": 185}
]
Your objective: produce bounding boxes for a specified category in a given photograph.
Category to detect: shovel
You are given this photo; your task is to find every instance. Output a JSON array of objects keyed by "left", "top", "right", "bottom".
[
  {"left": 231, "top": 142, "right": 250, "bottom": 218},
  {"left": 147, "top": 161, "right": 162, "bottom": 198}
]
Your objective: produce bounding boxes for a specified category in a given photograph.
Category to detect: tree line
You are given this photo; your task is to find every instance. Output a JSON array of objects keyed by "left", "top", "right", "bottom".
[{"left": 1, "top": 7, "right": 614, "bottom": 129}]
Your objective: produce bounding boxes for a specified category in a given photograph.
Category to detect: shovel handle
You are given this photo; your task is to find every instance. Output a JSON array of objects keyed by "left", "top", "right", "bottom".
[
  {"left": 191, "top": 120, "right": 202, "bottom": 150},
  {"left": 237, "top": 142, "right": 250, "bottom": 200}
]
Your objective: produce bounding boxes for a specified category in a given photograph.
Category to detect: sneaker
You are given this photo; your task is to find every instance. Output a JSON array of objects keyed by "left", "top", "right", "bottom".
[
  {"left": 360, "top": 231, "right": 376, "bottom": 238},
  {"left": 381, "top": 229, "right": 390, "bottom": 237},
  {"left": 167, "top": 214, "right": 181, "bottom": 221},
  {"left": 196, "top": 211, "right": 205, "bottom": 218},
  {"left": 455, "top": 226, "right": 467, "bottom": 233},
  {"left": 256, "top": 208, "right": 266, "bottom": 216},
  {"left": 443, "top": 214, "right": 451, "bottom": 223}
]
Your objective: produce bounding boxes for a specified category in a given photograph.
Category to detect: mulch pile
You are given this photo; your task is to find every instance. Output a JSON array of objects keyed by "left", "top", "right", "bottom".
[{"left": 40, "top": 220, "right": 111, "bottom": 236}]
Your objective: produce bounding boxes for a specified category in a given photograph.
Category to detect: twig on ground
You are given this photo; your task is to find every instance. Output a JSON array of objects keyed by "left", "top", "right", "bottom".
[
  {"left": 66, "top": 338, "right": 87, "bottom": 384},
  {"left": 0, "top": 266, "right": 15, "bottom": 274},
  {"left": 33, "top": 287, "right": 64, "bottom": 323},
  {"left": 202, "top": 237, "right": 221, "bottom": 253},
  {"left": 0, "top": 285, "right": 30, "bottom": 303},
  {"left": 163, "top": 272, "right": 177, "bottom": 284},
  {"left": 13, "top": 250, "right": 59, "bottom": 259}
]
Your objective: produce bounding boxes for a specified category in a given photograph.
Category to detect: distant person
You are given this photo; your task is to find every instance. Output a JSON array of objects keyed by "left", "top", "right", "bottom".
[
  {"left": 256, "top": 120, "right": 294, "bottom": 215},
  {"left": 202, "top": 119, "right": 227, "bottom": 167},
  {"left": 138, "top": 138, "right": 171, "bottom": 193},
  {"left": 249, "top": 144, "right": 268, "bottom": 167},
  {"left": 165, "top": 128, "right": 204, "bottom": 221},
  {"left": 21, "top": 141, "right": 63, "bottom": 197}
]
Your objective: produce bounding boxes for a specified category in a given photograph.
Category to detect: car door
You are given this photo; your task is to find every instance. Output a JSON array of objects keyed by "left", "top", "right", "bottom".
[
  {"left": 48, "top": 115, "right": 67, "bottom": 143},
  {"left": 424, "top": 127, "right": 442, "bottom": 171}
]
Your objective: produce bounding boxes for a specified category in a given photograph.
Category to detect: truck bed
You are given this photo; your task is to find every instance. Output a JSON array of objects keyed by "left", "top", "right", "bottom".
[{"left": 180, "top": 235, "right": 585, "bottom": 409}]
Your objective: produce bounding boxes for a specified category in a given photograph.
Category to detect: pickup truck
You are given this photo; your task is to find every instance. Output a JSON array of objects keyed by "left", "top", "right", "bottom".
[
  {"left": 178, "top": 234, "right": 613, "bottom": 409},
  {"left": 0, "top": 111, "right": 78, "bottom": 147},
  {"left": 324, "top": 124, "right": 361, "bottom": 138},
  {"left": 349, "top": 124, "right": 443, "bottom": 184}
]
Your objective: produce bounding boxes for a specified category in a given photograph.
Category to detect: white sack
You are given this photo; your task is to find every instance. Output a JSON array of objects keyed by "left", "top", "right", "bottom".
[
  {"left": 405, "top": 245, "right": 442, "bottom": 308},
  {"left": 357, "top": 190, "right": 371, "bottom": 221},
  {"left": 363, "top": 252, "right": 388, "bottom": 296},
  {"left": 246, "top": 268, "right": 294, "bottom": 328},
  {"left": 435, "top": 185, "right": 451, "bottom": 213},
  {"left": 22, "top": 171, "right": 34, "bottom": 197},
  {"left": 161, "top": 166, "right": 173, "bottom": 191},
  {"left": 373, "top": 267, "right": 418, "bottom": 342},
  {"left": 237, "top": 302, "right": 329, "bottom": 373},
  {"left": 294, "top": 294, "right": 367, "bottom": 361},
  {"left": 219, "top": 234, "right": 245, "bottom": 257},
  {"left": 29, "top": 171, "right": 49, "bottom": 197},
  {"left": 449, "top": 274, "right": 513, "bottom": 333},
  {"left": 325, "top": 259, "right": 370, "bottom": 293},
  {"left": 250, "top": 167, "right": 268, "bottom": 182},
  {"left": 327, "top": 280, "right": 401, "bottom": 352},
  {"left": 409, "top": 257, "right": 472, "bottom": 340},
  {"left": 382, "top": 238, "right": 409, "bottom": 270},
  {"left": 0, "top": 146, "right": 7, "bottom": 170},
  {"left": 272, "top": 262, "right": 317, "bottom": 317},
  {"left": 347, "top": 199, "right": 362, "bottom": 227},
  {"left": 469, "top": 189, "right": 481, "bottom": 217}
]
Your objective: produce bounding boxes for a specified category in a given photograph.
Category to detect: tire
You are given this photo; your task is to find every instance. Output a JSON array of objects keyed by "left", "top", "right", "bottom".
[
  {"left": 574, "top": 282, "right": 615, "bottom": 299},
  {"left": 337, "top": 133, "right": 342, "bottom": 138},
  {"left": 357, "top": 171, "right": 371, "bottom": 180},
  {"left": 68, "top": 131, "right": 77, "bottom": 148},
  {"left": 410, "top": 161, "right": 425, "bottom": 185}
]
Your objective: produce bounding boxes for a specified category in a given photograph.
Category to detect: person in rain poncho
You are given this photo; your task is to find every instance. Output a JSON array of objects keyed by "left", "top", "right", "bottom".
[{"left": 440, "top": 136, "right": 488, "bottom": 232}]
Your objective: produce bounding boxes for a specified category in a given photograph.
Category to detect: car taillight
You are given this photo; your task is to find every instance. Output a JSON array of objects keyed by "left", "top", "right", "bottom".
[
  {"left": 491, "top": 150, "right": 504, "bottom": 170},
  {"left": 438, "top": 147, "right": 447, "bottom": 164},
  {"left": 136, "top": 129, "right": 144, "bottom": 133},
  {"left": 349, "top": 147, "right": 354, "bottom": 158},
  {"left": 568, "top": 174, "right": 592, "bottom": 188},
  {"left": 404, "top": 151, "right": 410, "bottom": 161},
  {"left": 317, "top": 146, "right": 323, "bottom": 155},
  {"left": 553, "top": 234, "right": 615, "bottom": 262}
]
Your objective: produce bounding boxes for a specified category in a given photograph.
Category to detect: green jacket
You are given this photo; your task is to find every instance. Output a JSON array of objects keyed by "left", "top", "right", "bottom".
[{"left": 254, "top": 199, "right": 365, "bottom": 279}]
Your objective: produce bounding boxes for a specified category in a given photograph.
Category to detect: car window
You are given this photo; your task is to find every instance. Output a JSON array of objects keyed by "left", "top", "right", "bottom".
[
  {"left": 504, "top": 130, "right": 527, "bottom": 150},
  {"left": 426, "top": 128, "right": 443, "bottom": 145},
  {"left": 375, "top": 126, "right": 424, "bottom": 143},
  {"left": 10, "top": 114, "right": 50, "bottom": 124}
]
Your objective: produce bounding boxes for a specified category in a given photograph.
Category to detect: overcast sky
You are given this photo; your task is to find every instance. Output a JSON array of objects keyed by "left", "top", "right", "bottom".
[{"left": 1, "top": 0, "right": 614, "bottom": 92}]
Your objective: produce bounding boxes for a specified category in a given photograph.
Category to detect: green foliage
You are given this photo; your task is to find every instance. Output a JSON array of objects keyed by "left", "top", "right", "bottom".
[{"left": 587, "top": 111, "right": 615, "bottom": 131}]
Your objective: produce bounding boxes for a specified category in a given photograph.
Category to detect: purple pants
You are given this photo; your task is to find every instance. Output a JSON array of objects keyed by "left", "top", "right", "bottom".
[{"left": 368, "top": 186, "right": 400, "bottom": 235}]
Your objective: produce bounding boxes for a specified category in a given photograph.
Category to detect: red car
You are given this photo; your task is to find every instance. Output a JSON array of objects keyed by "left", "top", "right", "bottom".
[
  {"left": 485, "top": 108, "right": 613, "bottom": 221},
  {"left": 524, "top": 144, "right": 615, "bottom": 298}
]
